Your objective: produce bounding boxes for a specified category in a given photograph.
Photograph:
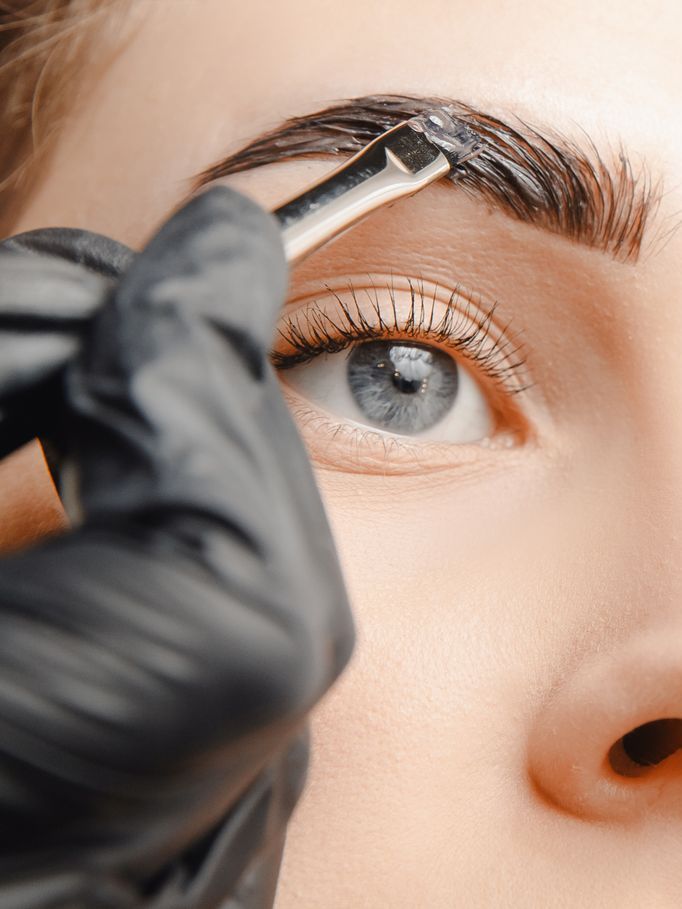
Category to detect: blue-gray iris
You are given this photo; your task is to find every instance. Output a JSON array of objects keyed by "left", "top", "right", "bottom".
[{"left": 347, "top": 341, "right": 459, "bottom": 434}]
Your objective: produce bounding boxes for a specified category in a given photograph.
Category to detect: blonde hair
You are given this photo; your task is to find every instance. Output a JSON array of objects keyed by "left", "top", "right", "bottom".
[{"left": 0, "top": 0, "right": 125, "bottom": 228}]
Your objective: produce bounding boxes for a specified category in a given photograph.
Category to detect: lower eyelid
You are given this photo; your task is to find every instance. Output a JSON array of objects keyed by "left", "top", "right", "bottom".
[{"left": 278, "top": 381, "right": 525, "bottom": 477}]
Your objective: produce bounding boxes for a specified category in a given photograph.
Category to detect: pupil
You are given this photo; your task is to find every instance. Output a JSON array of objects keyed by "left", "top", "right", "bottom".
[
  {"left": 392, "top": 371, "right": 424, "bottom": 394},
  {"left": 384, "top": 345, "right": 432, "bottom": 395},
  {"left": 347, "top": 340, "right": 459, "bottom": 434}
]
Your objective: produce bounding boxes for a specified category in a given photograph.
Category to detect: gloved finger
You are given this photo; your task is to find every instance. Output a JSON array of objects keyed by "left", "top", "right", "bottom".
[
  {"left": 3, "top": 226, "right": 134, "bottom": 280},
  {"left": 61, "top": 184, "right": 353, "bottom": 702},
  {"left": 0, "top": 185, "right": 354, "bottom": 875},
  {"left": 61, "top": 184, "right": 289, "bottom": 525},
  {"left": 150, "top": 730, "right": 310, "bottom": 909},
  {"left": 0, "top": 230, "right": 133, "bottom": 457},
  {"left": 0, "top": 229, "right": 134, "bottom": 396},
  {"left": 0, "top": 729, "right": 310, "bottom": 909}
]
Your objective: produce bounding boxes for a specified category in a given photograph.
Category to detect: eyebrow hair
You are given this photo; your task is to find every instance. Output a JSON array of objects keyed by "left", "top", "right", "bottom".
[{"left": 192, "top": 94, "right": 661, "bottom": 263}]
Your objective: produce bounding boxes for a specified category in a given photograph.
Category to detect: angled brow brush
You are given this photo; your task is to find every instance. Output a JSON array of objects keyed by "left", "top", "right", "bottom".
[{"left": 273, "top": 107, "right": 483, "bottom": 265}]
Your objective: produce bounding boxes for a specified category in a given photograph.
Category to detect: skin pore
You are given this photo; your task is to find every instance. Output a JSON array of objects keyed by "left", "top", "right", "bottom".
[{"left": 4, "top": 0, "right": 682, "bottom": 905}]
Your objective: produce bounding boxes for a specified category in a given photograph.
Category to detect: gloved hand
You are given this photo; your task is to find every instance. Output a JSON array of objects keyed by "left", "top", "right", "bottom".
[{"left": 0, "top": 186, "right": 355, "bottom": 908}]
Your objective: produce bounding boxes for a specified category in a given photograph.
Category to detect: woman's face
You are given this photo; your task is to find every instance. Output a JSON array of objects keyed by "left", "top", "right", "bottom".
[{"left": 10, "top": 0, "right": 682, "bottom": 904}]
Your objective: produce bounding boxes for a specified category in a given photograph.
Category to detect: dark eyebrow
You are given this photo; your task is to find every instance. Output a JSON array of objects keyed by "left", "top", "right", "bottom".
[{"left": 192, "top": 94, "right": 661, "bottom": 263}]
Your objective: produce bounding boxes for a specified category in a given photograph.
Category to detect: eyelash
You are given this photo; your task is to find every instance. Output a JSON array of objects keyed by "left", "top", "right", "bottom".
[{"left": 271, "top": 278, "right": 532, "bottom": 397}]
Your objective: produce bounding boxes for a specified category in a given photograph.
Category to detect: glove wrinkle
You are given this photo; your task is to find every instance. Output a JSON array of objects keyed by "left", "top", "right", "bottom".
[
  {"left": 0, "top": 186, "right": 356, "bottom": 908},
  {"left": 3, "top": 227, "right": 135, "bottom": 280},
  {"left": 0, "top": 231, "right": 133, "bottom": 459}
]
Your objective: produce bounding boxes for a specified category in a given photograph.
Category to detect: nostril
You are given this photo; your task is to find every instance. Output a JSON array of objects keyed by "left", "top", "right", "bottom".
[
  {"left": 608, "top": 719, "right": 682, "bottom": 777},
  {"left": 528, "top": 635, "right": 682, "bottom": 820}
]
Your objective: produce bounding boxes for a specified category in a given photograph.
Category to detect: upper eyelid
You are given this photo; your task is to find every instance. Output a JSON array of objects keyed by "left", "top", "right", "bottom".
[{"left": 272, "top": 276, "right": 533, "bottom": 396}]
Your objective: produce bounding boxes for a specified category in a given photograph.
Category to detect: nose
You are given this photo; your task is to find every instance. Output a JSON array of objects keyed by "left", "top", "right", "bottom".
[{"left": 528, "top": 628, "right": 682, "bottom": 821}]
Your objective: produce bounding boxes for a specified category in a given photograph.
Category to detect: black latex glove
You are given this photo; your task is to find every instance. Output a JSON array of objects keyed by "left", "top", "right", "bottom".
[{"left": 0, "top": 186, "right": 355, "bottom": 908}]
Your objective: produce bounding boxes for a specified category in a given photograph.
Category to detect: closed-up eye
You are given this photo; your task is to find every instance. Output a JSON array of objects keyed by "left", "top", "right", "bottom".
[{"left": 272, "top": 275, "right": 531, "bottom": 473}]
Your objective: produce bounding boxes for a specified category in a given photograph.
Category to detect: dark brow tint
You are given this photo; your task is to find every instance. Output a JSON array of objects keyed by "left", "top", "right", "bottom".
[{"left": 193, "top": 94, "right": 659, "bottom": 263}]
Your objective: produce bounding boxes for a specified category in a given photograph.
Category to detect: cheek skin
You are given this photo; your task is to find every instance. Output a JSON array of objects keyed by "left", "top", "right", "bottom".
[
  {"left": 273, "top": 414, "right": 667, "bottom": 906},
  {"left": 0, "top": 442, "right": 67, "bottom": 553}
]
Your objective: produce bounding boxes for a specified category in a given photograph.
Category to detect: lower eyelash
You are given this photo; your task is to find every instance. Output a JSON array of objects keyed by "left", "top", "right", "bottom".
[
  {"left": 282, "top": 396, "right": 522, "bottom": 476},
  {"left": 271, "top": 277, "right": 532, "bottom": 396}
]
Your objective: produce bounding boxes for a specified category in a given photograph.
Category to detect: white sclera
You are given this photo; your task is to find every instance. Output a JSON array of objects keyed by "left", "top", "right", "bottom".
[{"left": 281, "top": 346, "right": 495, "bottom": 444}]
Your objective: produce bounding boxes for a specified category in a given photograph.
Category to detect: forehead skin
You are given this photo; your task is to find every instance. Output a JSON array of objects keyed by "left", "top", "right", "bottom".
[
  {"left": 12, "top": 0, "right": 682, "bottom": 248},
  {"left": 8, "top": 1, "right": 682, "bottom": 906}
]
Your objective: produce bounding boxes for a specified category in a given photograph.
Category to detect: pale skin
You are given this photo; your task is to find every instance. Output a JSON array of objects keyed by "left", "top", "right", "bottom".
[{"left": 4, "top": 0, "right": 682, "bottom": 904}]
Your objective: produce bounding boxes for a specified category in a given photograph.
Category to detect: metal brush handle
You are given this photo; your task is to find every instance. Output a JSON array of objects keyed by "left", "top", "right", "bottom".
[{"left": 273, "top": 121, "right": 451, "bottom": 266}]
